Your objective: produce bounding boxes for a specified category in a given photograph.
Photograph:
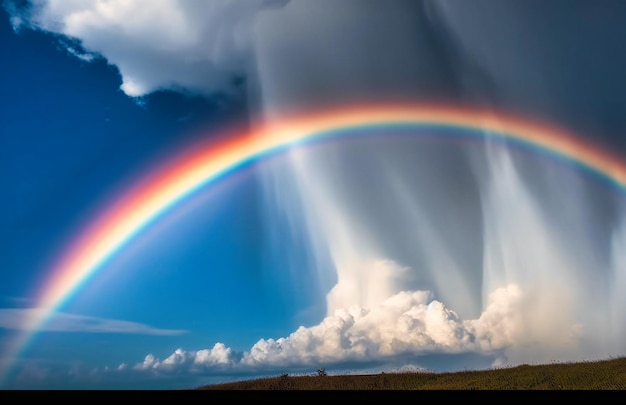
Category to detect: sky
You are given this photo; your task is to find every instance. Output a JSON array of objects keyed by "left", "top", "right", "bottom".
[{"left": 1, "top": 0, "right": 626, "bottom": 390}]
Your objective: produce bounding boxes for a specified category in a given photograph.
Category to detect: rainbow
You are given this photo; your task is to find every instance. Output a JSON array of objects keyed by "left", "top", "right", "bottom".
[{"left": 3, "top": 104, "right": 626, "bottom": 383}]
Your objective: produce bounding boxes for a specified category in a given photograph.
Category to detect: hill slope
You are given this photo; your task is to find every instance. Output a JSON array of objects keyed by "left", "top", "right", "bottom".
[{"left": 196, "top": 356, "right": 626, "bottom": 390}]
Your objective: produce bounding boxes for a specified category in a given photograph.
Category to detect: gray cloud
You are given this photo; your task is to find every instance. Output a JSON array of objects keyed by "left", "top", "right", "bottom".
[{"left": 423, "top": 0, "right": 626, "bottom": 149}]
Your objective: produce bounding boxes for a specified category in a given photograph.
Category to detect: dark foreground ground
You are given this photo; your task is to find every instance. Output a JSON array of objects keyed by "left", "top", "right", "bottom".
[{"left": 195, "top": 356, "right": 626, "bottom": 390}]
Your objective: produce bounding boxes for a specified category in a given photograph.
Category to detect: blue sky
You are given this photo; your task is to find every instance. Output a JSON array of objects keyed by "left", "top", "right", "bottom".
[
  {"left": 0, "top": 3, "right": 318, "bottom": 389},
  {"left": 1, "top": 0, "right": 626, "bottom": 390}
]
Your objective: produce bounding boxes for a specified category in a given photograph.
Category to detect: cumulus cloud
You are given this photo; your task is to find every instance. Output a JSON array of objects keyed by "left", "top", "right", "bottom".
[
  {"left": 5, "top": 0, "right": 289, "bottom": 98},
  {"left": 132, "top": 343, "right": 235, "bottom": 373},
  {"left": 0, "top": 308, "right": 186, "bottom": 335},
  {"left": 128, "top": 282, "right": 586, "bottom": 375},
  {"left": 241, "top": 285, "right": 510, "bottom": 368}
]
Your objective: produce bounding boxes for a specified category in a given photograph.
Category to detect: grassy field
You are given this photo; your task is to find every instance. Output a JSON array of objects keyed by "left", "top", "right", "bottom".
[{"left": 196, "top": 356, "right": 626, "bottom": 390}]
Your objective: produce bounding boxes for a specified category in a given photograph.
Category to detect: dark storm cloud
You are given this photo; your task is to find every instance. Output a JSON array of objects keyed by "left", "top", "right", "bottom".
[
  {"left": 424, "top": 0, "right": 626, "bottom": 150},
  {"left": 424, "top": 0, "right": 626, "bottom": 242}
]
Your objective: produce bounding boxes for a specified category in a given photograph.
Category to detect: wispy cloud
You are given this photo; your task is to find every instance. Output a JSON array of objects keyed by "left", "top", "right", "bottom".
[
  {"left": 0, "top": 309, "right": 187, "bottom": 336},
  {"left": 0, "top": 296, "right": 31, "bottom": 306},
  {"left": 62, "top": 42, "right": 97, "bottom": 62}
]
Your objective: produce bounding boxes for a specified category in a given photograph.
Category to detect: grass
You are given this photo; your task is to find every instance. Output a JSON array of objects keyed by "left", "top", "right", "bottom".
[{"left": 195, "top": 356, "right": 626, "bottom": 390}]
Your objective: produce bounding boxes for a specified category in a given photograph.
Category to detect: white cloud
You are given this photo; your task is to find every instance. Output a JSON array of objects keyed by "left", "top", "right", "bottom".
[
  {"left": 132, "top": 343, "right": 235, "bottom": 372},
  {"left": 241, "top": 288, "right": 480, "bottom": 368},
  {"left": 62, "top": 42, "right": 97, "bottom": 62},
  {"left": 0, "top": 308, "right": 186, "bottom": 335},
  {"left": 194, "top": 343, "right": 233, "bottom": 366},
  {"left": 134, "top": 354, "right": 159, "bottom": 371},
  {"left": 129, "top": 282, "right": 587, "bottom": 375},
  {"left": 7, "top": 0, "right": 289, "bottom": 97}
]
